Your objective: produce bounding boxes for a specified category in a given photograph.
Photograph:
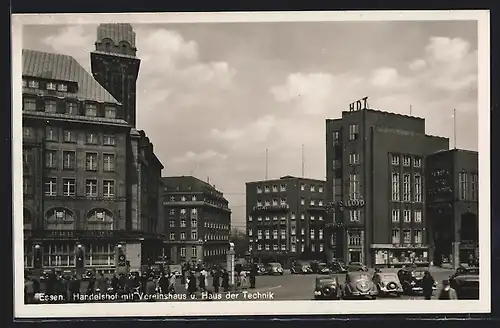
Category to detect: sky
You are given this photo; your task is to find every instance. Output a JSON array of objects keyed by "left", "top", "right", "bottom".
[{"left": 22, "top": 20, "right": 479, "bottom": 230}]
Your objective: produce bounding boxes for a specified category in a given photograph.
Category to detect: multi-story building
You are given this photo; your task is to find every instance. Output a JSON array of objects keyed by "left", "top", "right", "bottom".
[
  {"left": 22, "top": 23, "right": 165, "bottom": 274},
  {"left": 426, "top": 149, "right": 479, "bottom": 268},
  {"left": 246, "top": 176, "right": 327, "bottom": 265},
  {"left": 162, "top": 176, "right": 231, "bottom": 267},
  {"left": 325, "top": 107, "right": 449, "bottom": 268}
]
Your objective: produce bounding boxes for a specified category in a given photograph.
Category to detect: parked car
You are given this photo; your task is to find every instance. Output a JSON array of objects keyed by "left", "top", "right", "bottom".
[
  {"left": 81, "top": 269, "right": 94, "bottom": 281},
  {"left": 450, "top": 266, "right": 479, "bottom": 299},
  {"left": 313, "top": 276, "right": 342, "bottom": 300},
  {"left": 347, "top": 262, "right": 369, "bottom": 272},
  {"left": 341, "top": 272, "right": 378, "bottom": 300},
  {"left": 329, "top": 261, "right": 348, "bottom": 274},
  {"left": 264, "top": 262, "right": 284, "bottom": 275},
  {"left": 291, "top": 261, "right": 313, "bottom": 274},
  {"left": 397, "top": 268, "right": 437, "bottom": 295},
  {"left": 255, "top": 263, "right": 267, "bottom": 275},
  {"left": 40, "top": 268, "right": 53, "bottom": 281},
  {"left": 374, "top": 272, "right": 403, "bottom": 297},
  {"left": 311, "top": 262, "right": 331, "bottom": 274}
]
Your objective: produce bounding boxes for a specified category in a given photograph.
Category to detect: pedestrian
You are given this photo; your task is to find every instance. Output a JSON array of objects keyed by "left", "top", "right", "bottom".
[
  {"left": 249, "top": 265, "right": 256, "bottom": 289},
  {"left": 222, "top": 269, "right": 230, "bottom": 292},
  {"left": 146, "top": 276, "right": 156, "bottom": 299},
  {"left": 438, "top": 280, "right": 458, "bottom": 300},
  {"left": 111, "top": 274, "right": 119, "bottom": 293},
  {"left": 199, "top": 268, "right": 207, "bottom": 292},
  {"left": 188, "top": 271, "right": 198, "bottom": 296},
  {"left": 86, "top": 273, "right": 96, "bottom": 295},
  {"left": 96, "top": 272, "right": 106, "bottom": 294},
  {"left": 169, "top": 272, "right": 177, "bottom": 294},
  {"left": 32, "top": 277, "right": 40, "bottom": 294},
  {"left": 212, "top": 268, "right": 220, "bottom": 293},
  {"left": 158, "top": 273, "right": 168, "bottom": 294},
  {"left": 422, "top": 271, "right": 435, "bottom": 300},
  {"left": 69, "top": 275, "right": 80, "bottom": 302}
]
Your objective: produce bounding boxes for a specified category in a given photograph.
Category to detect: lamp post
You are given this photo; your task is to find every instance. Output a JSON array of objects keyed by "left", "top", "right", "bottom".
[{"left": 227, "top": 241, "right": 235, "bottom": 289}]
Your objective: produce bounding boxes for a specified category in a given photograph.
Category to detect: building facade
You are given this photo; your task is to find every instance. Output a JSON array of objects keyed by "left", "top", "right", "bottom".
[
  {"left": 426, "top": 149, "right": 479, "bottom": 268},
  {"left": 246, "top": 176, "right": 327, "bottom": 265},
  {"left": 162, "top": 176, "right": 231, "bottom": 267},
  {"left": 22, "top": 23, "right": 165, "bottom": 275},
  {"left": 325, "top": 107, "right": 449, "bottom": 268}
]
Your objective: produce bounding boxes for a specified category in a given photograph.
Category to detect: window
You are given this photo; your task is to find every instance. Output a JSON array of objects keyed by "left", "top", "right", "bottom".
[
  {"left": 85, "top": 103, "right": 97, "bottom": 116},
  {"left": 348, "top": 232, "right": 361, "bottom": 246},
  {"left": 191, "top": 232, "right": 198, "bottom": 240},
  {"left": 310, "top": 229, "right": 315, "bottom": 240},
  {"left": 103, "top": 154, "right": 115, "bottom": 172},
  {"left": 319, "top": 215, "right": 323, "bottom": 221},
  {"left": 280, "top": 184, "right": 286, "bottom": 192},
  {"left": 349, "top": 173, "right": 360, "bottom": 200},
  {"left": 273, "top": 216, "right": 278, "bottom": 221},
  {"left": 257, "top": 200, "right": 263, "bottom": 207},
  {"left": 180, "top": 247, "right": 186, "bottom": 257},
  {"left": 281, "top": 244, "right": 286, "bottom": 251},
  {"left": 319, "top": 229, "right": 323, "bottom": 240},
  {"left": 319, "top": 244, "right": 324, "bottom": 252},
  {"left": 103, "top": 135, "right": 115, "bottom": 146},
  {"left": 191, "top": 208, "right": 197, "bottom": 215},
  {"left": 86, "top": 179, "right": 98, "bottom": 197},
  {"left": 86, "top": 153, "right": 98, "bottom": 171},
  {"left": 391, "top": 173, "right": 400, "bottom": 201},
  {"left": 300, "top": 184, "right": 305, "bottom": 191},
  {"left": 257, "top": 230, "right": 262, "bottom": 239},
  {"left": 414, "top": 157, "right": 421, "bottom": 167},
  {"left": 414, "top": 174, "right": 422, "bottom": 202},
  {"left": 256, "top": 186, "right": 263, "bottom": 194},
  {"left": 272, "top": 185, "right": 278, "bottom": 192},
  {"left": 180, "top": 196, "right": 186, "bottom": 202},
  {"left": 310, "top": 185, "right": 315, "bottom": 192},
  {"left": 311, "top": 244, "right": 316, "bottom": 252},
  {"left": 300, "top": 198, "right": 305, "bottom": 205},
  {"left": 403, "top": 230, "right": 411, "bottom": 244},
  {"left": 264, "top": 186, "right": 270, "bottom": 193},
  {"left": 280, "top": 198, "right": 287, "bottom": 205},
  {"left": 63, "top": 130, "right": 76, "bottom": 143},
  {"left": 62, "top": 178, "right": 76, "bottom": 196},
  {"left": 403, "top": 156, "right": 411, "bottom": 166},
  {"left": 265, "top": 216, "right": 270, "bottom": 221},
  {"left": 459, "top": 171, "right": 468, "bottom": 200},
  {"left": 414, "top": 210, "right": 422, "bottom": 223},
  {"left": 66, "top": 102, "right": 78, "bottom": 115},
  {"left": 58, "top": 84, "right": 68, "bottom": 92},
  {"left": 391, "top": 154, "right": 400, "bottom": 166},
  {"left": 301, "top": 244, "right": 305, "bottom": 252},
  {"left": 413, "top": 229, "right": 422, "bottom": 244},
  {"left": 192, "top": 196, "right": 197, "bottom": 201},
  {"left": 170, "top": 220, "right": 175, "bottom": 228},
  {"left": 28, "top": 80, "right": 39, "bottom": 88},
  {"left": 349, "top": 209, "right": 360, "bottom": 222},
  {"left": 310, "top": 215, "right": 315, "bottom": 221},
  {"left": 191, "top": 246, "right": 197, "bottom": 258},
  {"left": 272, "top": 199, "right": 278, "bottom": 206},
  {"left": 333, "top": 131, "right": 340, "bottom": 145},
  {"left": 291, "top": 213, "right": 296, "bottom": 220},
  {"left": 23, "top": 98, "right": 36, "bottom": 111},
  {"left": 86, "top": 132, "right": 98, "bottom": 144},
  {"left": 301, "top": 228, "right": 305, "bottom": 235},
  {"left": 257, "top": 244, "right": 262, "bottom": 250},
  {"left": 273, "top": 229, "right": 278, "bottom": 239},
  {"left": 403, "top": 174, "right": 411, "bottom": 202},
  {"left": 62, "top": 151, "right": 76, "bottom": 170},
  {"left": 318, "top": 201, "right": 324, "bottom": 207},
  {"left": 180, "top": 209, "right": 187, "bottom": 216},
  {"left": 46, "top": 127, "right": 58, "bottom": 141},
  {"left": 349, "top": 124, "right": 359, "bottom": 140},
  {"left": 265, "top": 244, "right": 270, "bottom": 251},
  {"left": 105, "top": 106, "right": 116, "bottom": 119},
  {"left": 265, "top": 230, "right": 270, "bottom": 239},
  {"left": 44, "top": 100, "right": 57, "bottom": 113},
  {"left": 332, "top": 178, "right": 341, "bottom": 202},
  {"left": 180, "top": 219, "right": 186, "bottom": 228},
  {"left": 44, "top": 178, "right": 57, "bottom": 196},
  {"left": 391, "top": 209, "right": 400, "bottom": 222},
  {"left": 471, "top": 173, "right": 478, "bottom": 201},
  {"left": 301, "top": 213, "right": 305, "bottom": 220},
  {"left": 180, "top": 233, "right": 186, "bottom": 240},
  {"left": 170, "top": 233, "right": 175, "bottom": 240},
  {"left": 349, "top": 153, "right": 360, "bottom": 165},
  {"left": 23, "top": 127, "right": 32, "bottom": 138},
  {"left": 103, "top": 180, "right": 115, "bottom": 198},
  {"left": 392, "top": 229, "right": 400, "bottom": 244},
  {"left": 23, "top": 177, "right": 33, "bottom": 195},
  {"left": 332, "top": 159, "right": 341, "bottom": 169},
  {"left": 23, "top": 149, "right": 33, "bottom": 167},
  {"left": 22, "top": 79, "right": 27, "bottom": 88},
  {"left": 291, "top": 227, "right": 296, "bottom": 235},
  {"left": 310, "top": 200, "right": 315, "bottom": 206},
  {"left": 169, "top": 209, "right": 175, "bottom": 216},
  {"left": 280, "top": 230, "right": 286, "bottom": 239},
  {"left": 45, "top": 150, "right": 57, "bottom": 168},
  {"left": 403, "top": 210, "right": 411, "bottom": 222},
  {"left": 46, "top": 82, "right": 56, "bottom": 90},
  {"left": 248, "top": 229, "right": 253, "bottom": 236},
  {"left": 257, "top": 216, "right": 262, "bottom": 221},
  {"left": 318, "top": 186, "right": 323, "bottom": 193}
]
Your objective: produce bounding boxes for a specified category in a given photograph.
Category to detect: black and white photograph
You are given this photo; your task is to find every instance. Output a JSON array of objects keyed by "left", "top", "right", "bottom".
[{"left": 12, "top": 11, "right": 490, "bottom": 318}]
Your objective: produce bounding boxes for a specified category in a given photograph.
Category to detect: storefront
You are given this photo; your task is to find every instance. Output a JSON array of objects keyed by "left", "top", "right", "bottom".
[{"left": 371, "top": 244, "right": 430, "bottom": 268}]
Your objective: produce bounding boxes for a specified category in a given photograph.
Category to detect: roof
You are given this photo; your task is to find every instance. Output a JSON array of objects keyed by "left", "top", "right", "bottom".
[
  {"left": 97, "top": 23, "right": 136, "bottom": 47},
  {"left": 22, "top": 49, "right": 119, "bottom": 104}
]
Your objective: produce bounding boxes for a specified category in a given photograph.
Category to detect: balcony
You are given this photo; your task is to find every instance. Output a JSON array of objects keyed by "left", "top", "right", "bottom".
[{"left": 252, "top": 204, "right": 290, "bottom": 212}]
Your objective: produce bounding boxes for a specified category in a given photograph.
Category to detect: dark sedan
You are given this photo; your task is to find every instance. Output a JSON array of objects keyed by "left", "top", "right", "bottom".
[
  {"left": 450, "top": 267, "right": 479, "bottom": 299},
  {"left": 264, "top": 262, "right": 284, "bottom": 275},
  {"left": 347, "top": 262, "right": 368, "bottom": 272},
  {"left": 314, "top": 276, "right": 342, "bottom": 300},
  {"left": 291, "top": 261, "right": 313, "bottom": 275},
  {"left": 397, "top": 268, "right": 437, "bottom": 295},
  {"left": 341, "top": 272, "right": 378, "bottom": 300}
]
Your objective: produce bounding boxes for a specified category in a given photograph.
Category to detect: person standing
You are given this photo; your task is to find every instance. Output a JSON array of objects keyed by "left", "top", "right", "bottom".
[
  {"left": 86, "top": 273, "right": 96, "bottom": 295},
  {"left": 249, "top": 264, "right": 256, "bottom": 289},
  {"left": 96, "top": 272, "right": 107, "bottom": 294},
  {"left": 188, "top": 271, "right": 198, "bottom": 296},
  {"left": 222, "top": 269, "right": 230, "bottom": 292},
  {"left": 422, "top": 270, "right": 436, "bottom": 300},
  {"left": 212, "top": 268, "right": 221, "bottom": 293},
  {"left": 169, "top": 272, "right": 177, "bottom": 293},
  {"left": 438, "top": 280, "right": 458, "bottom": 300}
]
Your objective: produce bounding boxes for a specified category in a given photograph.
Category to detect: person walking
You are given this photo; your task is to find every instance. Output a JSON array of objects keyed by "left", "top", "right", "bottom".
[
  {"left": 422, "top": 271, "right": 436, "bottom": 300},
  {"left": 438, "top": 280, "right": 458, "bottom": 300},
  {"left": 169, "top": 272, "right": 177, "bottom": 294},
  {"left": 222, "top": 269, "right": 230, "bottom": 292},
  {"left": 188, "top": 271, "right": 198, "bottom": 296}
]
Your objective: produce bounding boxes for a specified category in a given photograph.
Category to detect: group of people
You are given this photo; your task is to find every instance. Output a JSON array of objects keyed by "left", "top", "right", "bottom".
[{"left": 181, "top": 266, "right": 231, "bottom": 295}]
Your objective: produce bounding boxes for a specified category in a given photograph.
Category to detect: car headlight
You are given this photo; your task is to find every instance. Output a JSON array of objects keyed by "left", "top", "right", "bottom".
[{"left": 411, "top": 281, "right": 416, "bottom": 285}]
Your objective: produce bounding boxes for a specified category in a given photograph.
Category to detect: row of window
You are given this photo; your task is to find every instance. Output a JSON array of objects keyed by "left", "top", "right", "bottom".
[
  {"left": 169, "top": 218, "right": 198, "bottom": 228},
  {"left": 167, "top": 195, "right": 199, "bottom": 202},
  {"left": 24, "top": 243, "right": 116, "bottom": 268},
  {"left": 169, "top": 232, "right": 228, "bottom": 241},
  {"left": 256, "top": 184, "right": 324, "bottom": 194},
  {"left": 391, "top": 209, "right": 422, "bottom": 223},
  {"left": 178, "top": 246, "right": 227, "bottom": 258},
  {"left": 331, "top": 125, "right": 359, "bottom": 144},
  {"left": 250, "top": 228, "right": 324, "bottom": 239},
  {"left": 391, "top": 154, "right": 422, "bottom": 167},
  {"left": 391, "top": 229, "right": 423, "bottom": 244},
  {"left": 249, "top": 243, "right": 324, "bottom": 253},
  {"left": 23, "top": 97, "right": 118, "bottom": 119},
  {"left": 391, "top": 173, "right": 423, "bottom": 202},
  {"left": 31, "top": 177, "right": 117, "bottom": 198},
  {"left": 23, "top": 127, "right": 117, "bottom": 147},
  {"left": 23, "top": 79, "right": 68, "bottom": 92},
  {"left": 459, "top": 172, "right": 479, "bottom": 201},
  {"left": 27, "top": 149, "right": 117, "bottom": 172},
  {"left": 249, "top": 213, "right": 325, "bottom": 222}
]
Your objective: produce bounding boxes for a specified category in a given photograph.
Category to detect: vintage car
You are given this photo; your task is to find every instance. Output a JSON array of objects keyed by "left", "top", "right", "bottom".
[
  {"left": 291, "top": 261, "right": 313, "bottom": 274},
  {"left": 81, "top": 269, "right": 94, "bottom": 281},
  {"left": 311, "top": 262, "right": 331, "bottom": 274},
  {"left": 397, "top": 268, "right": 437, "bottom": 295},
  {"left": 374, "top": 272, "right": 404, "bottom": 297},
  {"left": 329, "top": 261, "right": 348, "bottom": 274},
  {"left": 313, "top": 276, "right": 342, "bottom": 300},
  {"left": 347, "top": 262, "right": 369, "bottom": 272},
  {"left": 39, "top": 268, "right": 54, "bottom": 281},
  {"left": 341, "top": 272, "right": 378, "bottom": 299},
  {"left": 449, "top": 267, "right": 479, "bottom": 299},
  {"left": 265, "top": 262, "right": 284, "bottom": 275}
]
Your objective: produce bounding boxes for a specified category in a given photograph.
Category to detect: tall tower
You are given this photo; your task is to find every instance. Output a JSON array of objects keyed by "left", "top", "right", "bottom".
[{"left": 91, "top": 23, "right": 140, "bottom": 127}]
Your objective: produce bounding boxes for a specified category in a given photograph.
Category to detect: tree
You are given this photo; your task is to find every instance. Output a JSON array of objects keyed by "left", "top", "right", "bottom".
[{"left": 230, "top": 228, "right": 249, "bottom": 258}]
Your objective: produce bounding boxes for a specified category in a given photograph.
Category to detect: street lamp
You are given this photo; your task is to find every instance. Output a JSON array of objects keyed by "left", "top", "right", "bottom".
[{"left": 34, "top": 244, "right": 40, "bottom": 249}]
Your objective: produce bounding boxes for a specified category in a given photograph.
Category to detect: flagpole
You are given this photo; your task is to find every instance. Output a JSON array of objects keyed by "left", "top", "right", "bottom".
[
  {"left": 265, "top": 149, "right": 268, "bottom": 180},
  {"left": 301, "top": 144, "right": 305, "bottom": 178},
  {"left": 453, "top": 108, "right": 457, "bottom": 149}
]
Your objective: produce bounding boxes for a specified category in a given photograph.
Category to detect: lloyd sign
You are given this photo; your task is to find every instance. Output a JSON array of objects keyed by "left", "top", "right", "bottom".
[{"left": 336, "top": 199, "right": 365, "bottom": 210}]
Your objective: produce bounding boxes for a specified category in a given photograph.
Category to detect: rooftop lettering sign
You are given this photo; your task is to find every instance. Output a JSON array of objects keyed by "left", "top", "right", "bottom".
[{"left": 349, "top": 97, "right": 369, "bottom": 111}]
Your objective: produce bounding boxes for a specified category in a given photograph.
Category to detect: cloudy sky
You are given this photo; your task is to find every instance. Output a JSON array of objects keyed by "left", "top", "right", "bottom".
[{"left": 22, "top": 20, "right": 478, "bottom": 229}]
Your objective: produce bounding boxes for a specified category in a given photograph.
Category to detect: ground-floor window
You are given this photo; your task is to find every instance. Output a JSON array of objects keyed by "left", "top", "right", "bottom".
[
  {"left": 24, "top": 242, "right": 33, "bottom": 268},
  {"left": 43, "top": 243, "right": 76, "bottom": 267},
  {"left": 388, "top": 250, "right": 428, "bottom": 264},
  {"left": 84, "top": 243, "right": 115, "bottom": 266}
]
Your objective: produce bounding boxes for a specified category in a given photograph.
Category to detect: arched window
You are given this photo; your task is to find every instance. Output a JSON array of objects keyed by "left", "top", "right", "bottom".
[
  {"left": 105, "top": 42, "right": 111, "bottom": 52},
  {"left": 45, "top": 207, "right": 75, "bottom": 230},
  {"left": 23, "top": 207, "right": 32, "bottom": 230},
  {"left": 121, "top": 44, "right": 127, "bottom": 54},
  {"left": 86, "top": 208, "right": 114, "bottom": 230}
]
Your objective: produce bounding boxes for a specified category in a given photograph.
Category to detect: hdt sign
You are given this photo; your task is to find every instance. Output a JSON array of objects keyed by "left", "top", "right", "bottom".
[{"left": 349, "top": 97, "right": 369, "bottom": 112}]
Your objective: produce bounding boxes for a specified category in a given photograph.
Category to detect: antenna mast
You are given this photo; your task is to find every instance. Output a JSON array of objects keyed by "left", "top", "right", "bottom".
[
  {"left": 410, "top": 105, "right": 412, "bottom": 116},
  {"left": 453, "top": 108, "right": 457, "bottom": 149},
  {"left": 301, "top": 144, "right": 305, "bottom": 178},
  {"left": 265, "top": 149, "right": 268, "bottom": 180}
]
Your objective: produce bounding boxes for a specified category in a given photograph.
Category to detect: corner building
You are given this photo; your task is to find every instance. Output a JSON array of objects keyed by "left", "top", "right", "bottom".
[
  {"left": 325, "top": 108, "right": 449, "bottom": 268},
  {"left": 246, "top": 176, "right": 327, "bottom": 265},
  {"left": 426, "top": 149, "right": 478, "bottom": 268},
  {"left": 22, "top": 24, "right": 165, "bottom": 274},
  {"left": 162, "top": 176, "right": 231, "bottom": 267}
]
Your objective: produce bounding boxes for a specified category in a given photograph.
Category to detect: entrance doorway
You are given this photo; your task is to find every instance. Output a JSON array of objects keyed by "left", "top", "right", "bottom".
[{"left": 349, "top": 250, "right": 361, "bottom": 263}]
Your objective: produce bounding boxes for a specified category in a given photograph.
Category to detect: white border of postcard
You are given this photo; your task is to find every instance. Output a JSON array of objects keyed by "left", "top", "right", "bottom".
[{"left": 12, "top": 10, "right": 491, "bottom": 318}]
